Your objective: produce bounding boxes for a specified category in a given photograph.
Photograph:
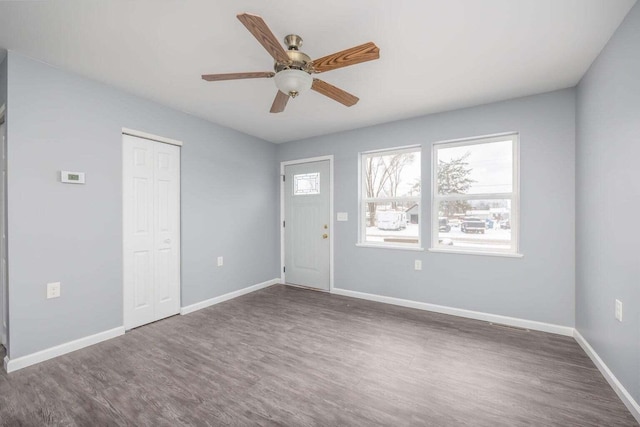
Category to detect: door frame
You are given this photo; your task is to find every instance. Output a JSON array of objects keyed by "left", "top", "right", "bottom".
[
  {"left": 0, "top": 104, "right": 7, "bottom": 349},
  {"left": 121, "top": 128, "right": 183, "bottom": 330},
  {"left": 280, "top": 155, "right": 334, "bottom": 292}
]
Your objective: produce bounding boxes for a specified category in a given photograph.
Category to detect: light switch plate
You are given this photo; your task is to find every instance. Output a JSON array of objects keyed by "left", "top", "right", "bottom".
[
  {"left": 414, "top": 260, "right": 422, "bottom": 271},
  {"left": 47, "top": 282, "right": 61, "bottom": 299},
  {"left": 217, "top": 256, "right": 223, "bottom": 267},
  {"left": 337, "top": 212, "right": 348, "bottom": 221},
  {"left": 615, "top": 299, "right": 623, "bottom": 321}
]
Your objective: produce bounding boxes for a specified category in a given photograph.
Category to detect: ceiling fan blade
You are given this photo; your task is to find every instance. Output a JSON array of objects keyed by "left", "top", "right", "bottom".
[
  {"left": 237, "top": 13, "right": 289, "bottom": 63},
  {"left": 311, "top": 79, "right": 359, "bottom": 107},
  {"left": 201, "top": 71, "right": 275, "bottom": 82},
  {"left": 270, "top": 90, "right": 289, "bottom": 113},
  {"left": 310, "top": 42, "right": 380, "bottom": 73}
]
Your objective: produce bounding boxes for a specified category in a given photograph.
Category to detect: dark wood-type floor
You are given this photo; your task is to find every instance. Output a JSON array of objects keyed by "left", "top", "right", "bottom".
[{"left": 0, "top": 285, "right": 636, "bottom": 426}]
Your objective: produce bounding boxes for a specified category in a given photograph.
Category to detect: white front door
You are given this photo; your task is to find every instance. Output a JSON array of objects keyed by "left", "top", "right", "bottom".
[
  {"left": 284, "top": 160, "right": 330, "bottom": 291},
  {"left": 0, "top": 117, "right": 6, "bottom": 347},
  {"left": 123, "top": 134, "right": 181, "bottom": 330}
]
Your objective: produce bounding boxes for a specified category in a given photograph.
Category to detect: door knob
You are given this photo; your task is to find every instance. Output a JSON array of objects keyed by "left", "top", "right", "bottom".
[{"left": 322, "top": 234, "right": 328, "bottom": 239}]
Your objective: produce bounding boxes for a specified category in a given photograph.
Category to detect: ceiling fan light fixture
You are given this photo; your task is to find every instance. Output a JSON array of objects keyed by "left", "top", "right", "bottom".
[{"left": 274, "top": 69, "right": 312, "bottom": 98}]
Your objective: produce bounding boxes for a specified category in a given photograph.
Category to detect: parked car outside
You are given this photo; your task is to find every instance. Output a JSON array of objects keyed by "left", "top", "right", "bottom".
[
  {"left": 377, "top": 211, "right": 407, "bottom": 231},
  {"left": 461, "top": 217, "right": 486, "bottom": 234},
  {"left": 439, "top": 217, "right": 451, "bottom": 232}
]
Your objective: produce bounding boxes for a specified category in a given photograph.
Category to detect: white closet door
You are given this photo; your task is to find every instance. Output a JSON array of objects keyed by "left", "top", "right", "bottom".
[
  {"left": 153, "top": 142, "right": 181, "bottom": 320},
  {"left": 123, "top": 135, "right": 180, "bottom": 330}
]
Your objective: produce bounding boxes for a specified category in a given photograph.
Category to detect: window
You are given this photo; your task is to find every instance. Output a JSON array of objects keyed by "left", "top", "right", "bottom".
[
  {"left": 293, "top": 172, "right": 320, "bottom": 195},
  {"left": 431, "top": 133, "right": 520, "bottom": 256},
  {"left": 359, "top": 146, "right": 421, "bottom": 248}
]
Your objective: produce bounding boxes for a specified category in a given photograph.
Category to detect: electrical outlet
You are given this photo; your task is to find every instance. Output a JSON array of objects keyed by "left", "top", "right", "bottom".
[
  {"left": 217, "top": 256, "right": 223, "bottom": 267},
  {"left": 47, "top": 282, "right": 61, "bottom": 299},
  {"left": 615, "top": 299, "right": 623, "bottom": 322},
  {"left": 414, "top": 260, "right": 422, "bottom": 271}
]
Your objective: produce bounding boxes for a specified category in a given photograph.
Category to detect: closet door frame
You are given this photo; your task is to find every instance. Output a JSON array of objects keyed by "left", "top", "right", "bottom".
[{"left": 122, "top": 129, "right": 182, "bottom": 330}]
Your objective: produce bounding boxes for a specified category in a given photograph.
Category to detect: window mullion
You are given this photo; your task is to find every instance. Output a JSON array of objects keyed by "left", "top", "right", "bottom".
[
  {"left": 434, "top": 193, "right": 512, "bottom": 202},
  {"left": 363, "top": 197, "right": 421, "bottom": 203}
]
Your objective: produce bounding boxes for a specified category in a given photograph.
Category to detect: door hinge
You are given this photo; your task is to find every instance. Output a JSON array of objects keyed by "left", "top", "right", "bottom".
[
  {"left": 283, "top": 220, "right": 285, "bottom": 228},
  {"left": 283, "top": 266, "right": 286, "bottom": 273},
  {"left": 282, "top": 175, "right": 285, "bottom": 182}
]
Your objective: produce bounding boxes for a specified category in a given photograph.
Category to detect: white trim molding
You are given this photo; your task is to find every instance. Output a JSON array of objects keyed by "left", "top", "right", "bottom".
[
  {"left": 4, "top": 327, "right": 125, "bottom": 373},
  {"left": 428, "top": 248, "right": 524, "bottom": 258},
  {"left": 122, "top": 127, "right": 183, "bottom": 146},
  {"left": 574, "top": 330, "right": 640, "bottom": 423},
  {"left": 180, "top": 278, "right": 280, "bottom": 315},
  {"left": 356, "top": 243, "right": 425, "bottom": 252},
  {"left": 331, "top": 288, "right": 574, "bottom": 336}
]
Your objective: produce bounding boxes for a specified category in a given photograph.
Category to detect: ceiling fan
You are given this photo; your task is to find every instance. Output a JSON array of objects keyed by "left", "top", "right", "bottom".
[{"left": 201, "top": 13, "right": 380, "bottom": 113}]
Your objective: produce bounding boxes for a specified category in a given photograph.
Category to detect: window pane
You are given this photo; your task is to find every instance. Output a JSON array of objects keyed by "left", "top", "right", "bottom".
[
  {"left": 437, "top": 140, "right": 512, "bottom": 195},
  {"left": 364, "top": 151, "right": 421, "bottom": 198},
  {"left": 365, "top": 201, "right": 419, "bottom": 245},
  {"left": 293, "top": 172, "right": 320, "bottom": 195},
  {"left": 436, "top": 199, "right": 512, "bottom": 250}
]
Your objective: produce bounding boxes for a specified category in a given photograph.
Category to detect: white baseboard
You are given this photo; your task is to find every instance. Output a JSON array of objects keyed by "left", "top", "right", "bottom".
[
  {"left": 574, "top": 330, "right": 640, "bottom": 423},
  {"left": 180, "top": 278, "right": 280, "bottom": 315},
  {"left": 331, "top": 288, "right": 574, "bottom": 336},
  {"left": 4, "top": 326, "right": 125, "bottom": 373}
]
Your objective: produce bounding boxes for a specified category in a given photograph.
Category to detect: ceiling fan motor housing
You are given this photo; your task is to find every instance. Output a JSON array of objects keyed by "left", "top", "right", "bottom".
[
  {"left": 274, "top": 48, "right": 312, "bottom": 73},
  {"left": 273, "top": 36, "right": 313, "bottom": 97}
]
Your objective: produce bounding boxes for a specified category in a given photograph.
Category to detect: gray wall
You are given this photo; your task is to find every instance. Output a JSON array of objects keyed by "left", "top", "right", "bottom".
[
  {"left": 6, "top": 52, "right": 279, "bottom": 359},
  {"left": 278, "top": 89, "right": 576, "bottom": 327},
  {"left": 576, "top": 2, "right": 640, "bottom": 405}
]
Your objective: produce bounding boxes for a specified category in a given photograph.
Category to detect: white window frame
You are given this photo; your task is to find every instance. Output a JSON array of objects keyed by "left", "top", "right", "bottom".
[
  {"left": 430, "top": 133, "right": 521, "bottom": 257},
  {"left": 357, "top": 145, "right": 423, "bottom": 250}
]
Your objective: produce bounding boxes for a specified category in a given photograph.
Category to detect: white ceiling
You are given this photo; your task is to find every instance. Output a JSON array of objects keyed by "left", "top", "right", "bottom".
[{"left": 0, "top": 0, "right": 635, "bottom": 143}]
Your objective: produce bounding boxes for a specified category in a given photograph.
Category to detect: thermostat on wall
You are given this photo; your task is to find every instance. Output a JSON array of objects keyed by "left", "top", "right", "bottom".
[{"left": 60, "top": 170, "right": 86, "bottom": 184}]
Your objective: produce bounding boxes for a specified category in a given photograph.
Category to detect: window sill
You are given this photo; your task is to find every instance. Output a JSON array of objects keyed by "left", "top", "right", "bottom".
[
  {"left": 356, "top": 243, "right": 425, "bottom": 252},
  {"left": 428, "top": 248, "right": 523, "bottom": 258}
]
